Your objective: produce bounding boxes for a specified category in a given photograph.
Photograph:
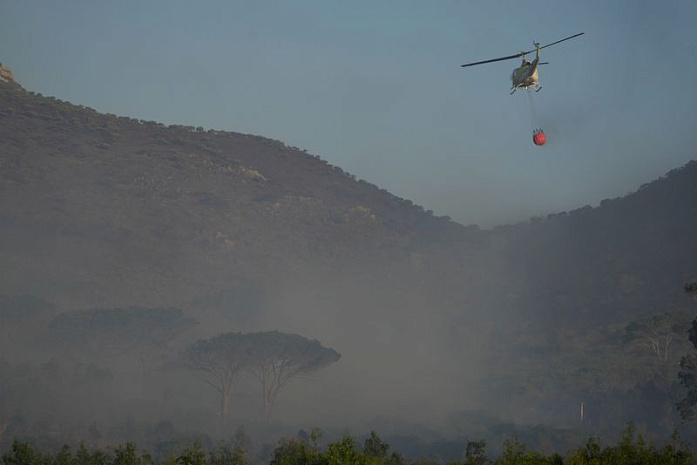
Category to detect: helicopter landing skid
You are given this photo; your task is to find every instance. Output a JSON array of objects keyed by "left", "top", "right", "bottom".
[{"left": 511, "top": 84, "right": 542, "bottom": 95}]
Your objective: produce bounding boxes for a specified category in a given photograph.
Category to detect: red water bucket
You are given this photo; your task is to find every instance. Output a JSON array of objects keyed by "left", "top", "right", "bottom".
[{"left": 532, "top": 130, "right": 546, "bottom": 146}]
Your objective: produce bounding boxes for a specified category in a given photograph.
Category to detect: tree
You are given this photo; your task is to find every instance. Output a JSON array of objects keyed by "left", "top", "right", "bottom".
[
  {"left": 685, "top": 281, "right": 697, "bottom": 300},
  {"left": 497, "top": 437, "right": 552, "bottom": 465},
  {"left": 181, "top": 331, "right": 340, "bottom": 422},
  {"left": 269, "top": 438, "right": 320, "bottom": 465},
  {"left": 677, "top": 280, "right": 697, "bottom": 421},
  {"left": 180, "top": 332, "right": 250, "bottom": 420},
  {"left": 624, "top": 310, "right": 693, "bottom": 362},
  {"left": 678, "top": 354, "right": 697, "bottom": 421},
  {"left": 464, "top": 440, "right": 489, "bottom": 465},
  {"left": 1, "top": 440, "right": 47, "bottom": 465},
  {"left": 324, "top": 435, "right": 363, "bottom": 465},
  {"left": 245, "top": 331, "right": 341, "bottom": 422},
  {"left": 208, "top": 427, "right": 250, "bottom": 465},
  {"left": 363, "top": 431, "right": 389, "bottom": 460}
]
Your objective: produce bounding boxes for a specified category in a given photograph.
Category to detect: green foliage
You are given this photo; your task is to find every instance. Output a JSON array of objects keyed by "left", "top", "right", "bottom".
[
  {"left": 269, "top": 438, "right": 321, "bottom": 465},
  {"left": 75, "top": 443, "right": 110, "bottom": 465},
  {"left": 54, "top": 445, "right": 75, "bottom": 465},
  {"left": 113, "top": 442, "right": 152, "bottom": 465},
  {"left": 497, "top": 437, "right": 552, "bottom": 465},
  {"left": 565, "top": 424, "right": 695, "bottom": 465},
  {"left": 174, "top": 443, "right": 206, "bottom": 465},
  {"left": 207, "top": 443, "right": 247, "bottom": 465},
  {"left": 2, "top": 429, "right": 697, "bottom": 465},
  {"left": 1, "top": 440, "right": 48, "bottom": 465},
  {"left": 270, "top": 431, "right": 401, "bottom": 465},
  {"left": 464, "top": 440, "right": 489, "bottom": 465},
  {"left": 324, "top": 435, "right": 362, "bottom": 465},
  {"left": 208, "top": 427, "right": 250, "bottom": 465},
  {"left": 363, "top": 431, "right": 389, "bottom": 459},
  {"left": 1, "top": 441, "right": 124, "bottom": 465}
]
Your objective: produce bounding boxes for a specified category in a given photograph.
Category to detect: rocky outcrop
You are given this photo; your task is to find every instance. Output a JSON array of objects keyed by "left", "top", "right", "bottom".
[{"left": 0, "top": 64, "right": 16, "bottom": 83}]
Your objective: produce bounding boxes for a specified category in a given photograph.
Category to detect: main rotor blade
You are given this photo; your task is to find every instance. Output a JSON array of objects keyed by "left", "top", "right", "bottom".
[
  {"left": 524, "top": 32, "right": 584, "bottom": 55},
  {"left": 460, "top": 52, "right": 523, "bottom": 68},
  {"left": 460, "top": 32, "right": 583, "bottom": 68}
]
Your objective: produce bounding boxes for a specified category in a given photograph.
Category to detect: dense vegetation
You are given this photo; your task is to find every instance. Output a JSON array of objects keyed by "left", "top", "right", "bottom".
[
  {"left": 2, "top": 426, "right": 697, "bottom": 465},
  {"left": 1, "top": 284, "right": 693, "bottom": 461}
]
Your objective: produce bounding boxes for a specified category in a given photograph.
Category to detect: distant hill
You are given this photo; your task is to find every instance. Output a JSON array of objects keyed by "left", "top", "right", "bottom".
[
  {"left": 0, "top": 77, "right": 480, "bottom": 312},
  {"left": 1, "top": 73, "right": 696, "bottom": 437},
  {"left": 494, "top": 159, "right": 697, "bottom": 330}
]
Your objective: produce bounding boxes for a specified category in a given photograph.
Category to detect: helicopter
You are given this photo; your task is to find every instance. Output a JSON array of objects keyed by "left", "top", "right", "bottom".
[
  {"left": 461, "top": 32, "right": 584, "bottom": 146},
  {"left": 460, "top": 32, "right": 584, "bottom": 95}
]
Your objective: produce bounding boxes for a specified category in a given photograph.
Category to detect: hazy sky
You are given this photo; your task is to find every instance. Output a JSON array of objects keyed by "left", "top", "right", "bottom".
[{"left": 2, "top": 1, "right": 696, "bottom": 227}]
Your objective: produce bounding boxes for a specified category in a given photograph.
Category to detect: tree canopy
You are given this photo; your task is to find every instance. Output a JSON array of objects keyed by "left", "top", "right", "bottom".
[
  {"left": 181, "top": 331, "right": 340, "bottom": 421},
  {"left": 180, "top": 332, "right": 252, "bottom": 420},
  {"left": 244, "top": 331, "right": 341, "bottom": 421}
]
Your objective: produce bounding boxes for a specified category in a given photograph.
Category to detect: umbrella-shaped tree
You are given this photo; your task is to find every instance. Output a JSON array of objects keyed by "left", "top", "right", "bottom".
[
  {"left": 245, "top": 331, "right": 340, "bottom": 422},
  {"left": 180, "top": 332, "right": 251, "bottom": 420}
]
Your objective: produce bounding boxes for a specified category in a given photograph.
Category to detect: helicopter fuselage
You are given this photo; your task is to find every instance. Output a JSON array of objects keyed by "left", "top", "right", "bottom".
[
  {"left": 509, "top": 44, "right": 541, "bottom": 94},
  {"left": 511, "top": 63, "right": 539, "bottom": 90}
]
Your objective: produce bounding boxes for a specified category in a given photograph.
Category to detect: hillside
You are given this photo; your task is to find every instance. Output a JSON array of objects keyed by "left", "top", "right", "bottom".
[
  {"left": 481, "top": 160, "right": 697, "bottom": 432},
  {"left": 0, "top": 78, "right": 481, "bottom": 312},
  {"left": 495, "top": 160, "right": 697, "bottom": 329},
  {"left": 1, "top": 72, "right": 697, "bottom": 445}
]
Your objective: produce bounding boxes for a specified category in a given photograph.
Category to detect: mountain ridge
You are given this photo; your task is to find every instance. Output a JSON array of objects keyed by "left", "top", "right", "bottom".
[
  {"left": 0, "top": 78, "right": 483, "bottom": 312},
  {"left": 1, "top": 77, "right": 695, "bottom": 321}
]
